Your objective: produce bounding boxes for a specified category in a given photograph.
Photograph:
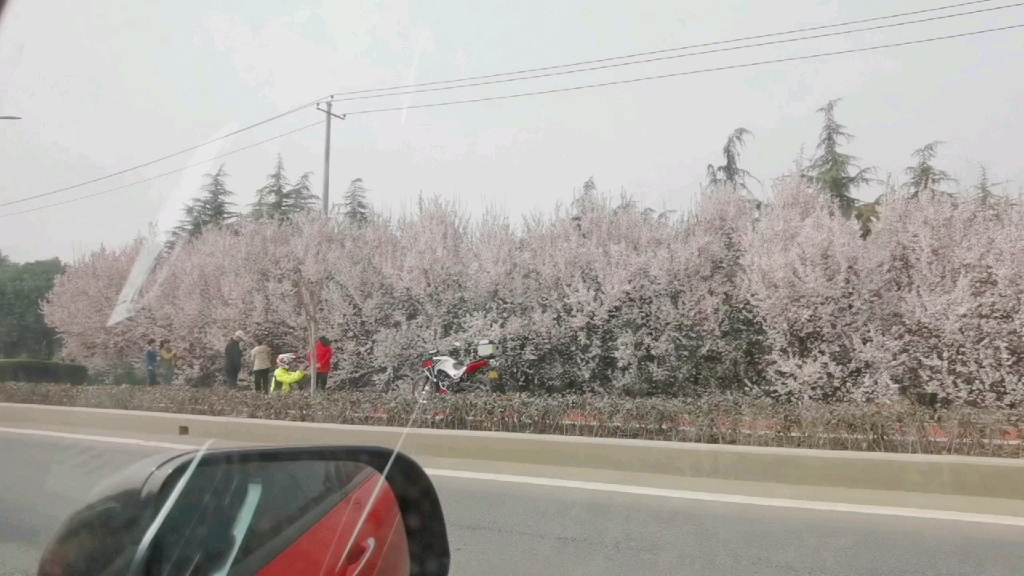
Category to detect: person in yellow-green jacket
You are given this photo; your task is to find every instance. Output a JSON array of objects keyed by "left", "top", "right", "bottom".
[{"left": 271, "top": 353, "right": 307, "bottom": 393}]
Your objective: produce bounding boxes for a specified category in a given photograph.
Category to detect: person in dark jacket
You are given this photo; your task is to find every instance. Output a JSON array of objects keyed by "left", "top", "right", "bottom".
[
  {"left": 224, "top": 331, "right": 245, "bottom": 387},
  {"left": 144, "top": 338, "right": 159, "bottom": 385}
]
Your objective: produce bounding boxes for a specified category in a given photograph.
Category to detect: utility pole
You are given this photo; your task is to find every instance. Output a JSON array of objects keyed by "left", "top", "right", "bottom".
[
  {"left": 321, "top": 101, "right": 332, "bottom": 216},
  {"left": 316, "top": 101, "right": 346, "bottom": 216},
  {"left": 309, "top": 101, "right": 345, "bottom": 395}
]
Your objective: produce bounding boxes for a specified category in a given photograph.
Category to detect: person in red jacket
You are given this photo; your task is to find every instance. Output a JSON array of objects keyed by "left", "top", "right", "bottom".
[{"left": 307, "top": 336, "right": 333, "bottom": 391}]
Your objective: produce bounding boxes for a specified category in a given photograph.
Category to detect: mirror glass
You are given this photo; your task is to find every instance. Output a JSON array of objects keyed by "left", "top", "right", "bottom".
[
  {"left": 38, "top": 446, "right": 451, "bottom": 576},
  {"left": 142, "top": 456, "right": 410, "bottom": 576}
]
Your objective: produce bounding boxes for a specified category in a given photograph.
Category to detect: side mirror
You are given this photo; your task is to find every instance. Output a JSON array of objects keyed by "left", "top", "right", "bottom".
[{"left": 37, "top": 446, "right": 451, "bottom": 576}]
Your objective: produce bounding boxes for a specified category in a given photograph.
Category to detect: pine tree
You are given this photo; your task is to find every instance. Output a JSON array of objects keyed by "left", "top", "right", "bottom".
[
  {"left": 806, "top": 99, "right": 876, "bottom": 218},
  {"left": 283, "top": 171, "right": 318, "bottom": 215},
  {"left": 195, "top": 164, "right": 236, "bottom": 224},
  {"left": 168, "top": 164, "right": 237, "bottom": 246},
  {"left": 582, "top": 176, "right": 597, "bottom": 195},
  {"left": 974, "top": 164, "right": 994, "bottom": 200},
  {"left": 339, "top": 178, "right": 372, "bottom": 224},
  {"left": 852, "top": 171, "right": 900, "bottom": 239},
  {"left": 902, "top": 141, "right": 956, "bottom": 199},
  {"left": 251, "top": 155, "right": 289, "bottom": 220},
  {"left": 852, "top": 197, "right": 881, "bottom": 239},
  {"left": 250, "top": 155, "right": 318, "bottom": 221},
  {"left": 571, "top": 176, "right": 601, "bottom": 220},
  {"left": 971, "top": 164, "right": 1006, "bottom": 204},
  {"left": 616, "top": 187, "right": 637, "bottom": 212},
  {"left": 706, "top": 128, "right": 759, "bottom": 194}
]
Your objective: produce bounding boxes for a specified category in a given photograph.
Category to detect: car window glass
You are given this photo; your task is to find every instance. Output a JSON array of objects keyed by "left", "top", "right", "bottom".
[{"left": 147, "top": 458, "right": 370, "bottom": 576}]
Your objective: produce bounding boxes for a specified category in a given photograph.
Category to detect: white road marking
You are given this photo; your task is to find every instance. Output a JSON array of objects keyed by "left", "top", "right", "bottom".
[
  {"left": 424, "top": 468, "right": 1024, "bottom": 527},
  {"left": 4, "top": 425, "right": 1021, "bottom": 527},
  {"left": 0, "top": 426, "right": 193, "bottom": 450}
]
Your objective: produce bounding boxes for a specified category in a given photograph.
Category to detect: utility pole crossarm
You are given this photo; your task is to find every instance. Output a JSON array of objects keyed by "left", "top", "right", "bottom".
[{"left": 316, "top": 105, "right": 347, "bottom": 122}]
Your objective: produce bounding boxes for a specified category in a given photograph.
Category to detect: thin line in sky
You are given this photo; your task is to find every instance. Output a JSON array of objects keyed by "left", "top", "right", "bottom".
[
  {"left": 324, "top": 0, "right": 1008, "bottom": 100},
  {"left": 0, "top": 121, "right": 324, "bottom": 218},
  {"left": 325, "top": 1, "right": 1024, "bottom": 105},
  {"left": 337, "top": 22, "right": 1024, "bottom": 116},
  {"left": 0, "top": 100, "right": 322, "bottom": 209}
]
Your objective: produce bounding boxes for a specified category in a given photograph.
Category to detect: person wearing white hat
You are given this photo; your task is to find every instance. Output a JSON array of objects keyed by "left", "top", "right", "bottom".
[
  {"left": 270, "top": 353, "right": 307, "bottom": 393},
  {"left": 224, "top": 331, "right": 246, "bottom": 387}
]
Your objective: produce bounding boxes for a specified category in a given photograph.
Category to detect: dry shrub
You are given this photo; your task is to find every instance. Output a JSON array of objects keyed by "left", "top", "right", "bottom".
[{"left": 1, "top": 383, "right": 1021, "bottom": 458}]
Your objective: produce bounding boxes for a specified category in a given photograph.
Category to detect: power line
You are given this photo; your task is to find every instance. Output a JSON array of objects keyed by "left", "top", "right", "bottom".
[
  {"left": 327, "top": 1, "right": 1024, "bottom": 105},
  {"left": 7, "top": 22, "right": 1020, "bottom": 220},
  {"left": 0, "top": 1, "right": 1004, "bottom": 211},
  {"left": 335, "top": 22, "right": 1024, "bottom": 117},
  {"left": 0, "top": 99, "right": 322, "bottom": 209},
  {"left": 0, "top": 121, "right": 324, "bottom": 219},
  {"left": 325, "top": 0, "right": 1006, "bottom": 100}
]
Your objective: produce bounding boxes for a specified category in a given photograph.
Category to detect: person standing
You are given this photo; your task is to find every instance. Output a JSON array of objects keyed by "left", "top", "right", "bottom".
[
  {"left": 144, "top": 339, "right": 159, "bottom": 385},
  {"left": 158, "top": 340, "right": 177, "bottom": 385},
  {"left": 307, "top": 336, "right": 333, "bottom": 391},
  {"left": 224, "top": 331, "right": 245, "bottom": 387},
  {"left": 250, "top": 338, "right": 272, "bottom": 394}
]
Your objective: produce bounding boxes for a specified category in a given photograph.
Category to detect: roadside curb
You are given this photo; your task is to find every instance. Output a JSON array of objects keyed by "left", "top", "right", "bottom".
[{"left": 3, "top": 402, "right": 1023, "bottom": 500}]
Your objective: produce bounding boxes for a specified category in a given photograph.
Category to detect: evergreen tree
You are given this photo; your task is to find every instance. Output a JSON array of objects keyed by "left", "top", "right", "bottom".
[
  {"left": 582, "top": 176, "right": 597, "bottom": 195},
  {"left": 339, "top": 178, "right": 372, "bottom": 224},
  {"left": 615, "top": 187, "right": 637, "bottom": 213},
  {"left": 806, "top": 99, "right": 876, "bottom": 218},
  {"left": 971, "top": 164, "right": 1005, "bottom": 204},
  {"left": 706, "top": 127, "right": 758, "bottom": 194},
  {"left": 852, "top": 171, "right": 902, "bottom": 239},
  {"left": 0, "top": 257, "right": 64, "bottom": 359},
  {"left": 251, "top": 155, "right": 289, "bottom": 220},
  {"left": 250, "top": 155, "right": 318, "bottom": 221},
  {"left": 852, "top": 197, "right": 881, "bottom": 239},
  {"left": 169, "top": 164, "right": 237, "bottom": 246},
  {"left": 902, "top": 141, "right": 956, "bottom": 199},
  {"left": 571, "top": 176, "right": 601, "bottom": 220},
  {"left": 284, "top": 171, "right": 318, "bottom": 215}
]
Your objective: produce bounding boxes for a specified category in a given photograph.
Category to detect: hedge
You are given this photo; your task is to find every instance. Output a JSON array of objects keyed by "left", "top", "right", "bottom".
[
  {"left": 0, "top": 360, "right": 88, "bottom": 385},
  {"left": 1, "top": 383, "right": 1021, "bottom": 458}
]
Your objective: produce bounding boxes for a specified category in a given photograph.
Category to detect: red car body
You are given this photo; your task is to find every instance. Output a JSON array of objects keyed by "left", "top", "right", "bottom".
[{"left": 258, "top": 470, "right": 409, "bottom": 576}]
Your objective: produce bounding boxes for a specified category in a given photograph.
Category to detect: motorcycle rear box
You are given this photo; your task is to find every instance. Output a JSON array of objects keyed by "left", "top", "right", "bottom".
[{"left": 476, "top": 340, "right": 498, "bottom": 359}]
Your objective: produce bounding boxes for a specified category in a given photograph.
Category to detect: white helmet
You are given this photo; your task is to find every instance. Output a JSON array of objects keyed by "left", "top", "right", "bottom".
[{"left": 276, "top": 353, "right": 295, "bottom": 367}]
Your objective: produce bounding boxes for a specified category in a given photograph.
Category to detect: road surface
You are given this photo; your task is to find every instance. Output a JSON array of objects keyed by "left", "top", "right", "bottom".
[{"left": 1, "top": 427, "right": 1023, "bottom": 576}]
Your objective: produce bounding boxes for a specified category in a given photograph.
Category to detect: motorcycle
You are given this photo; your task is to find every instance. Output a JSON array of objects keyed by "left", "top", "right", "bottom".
[{"left": 413, "top": 339, "right": 502, "bottom": 397}]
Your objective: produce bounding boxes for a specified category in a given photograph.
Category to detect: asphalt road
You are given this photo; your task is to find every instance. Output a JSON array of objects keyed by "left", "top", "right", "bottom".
[
  {"left": 0, "top": 431, "right": 166, "bottom": 576},
  {"left": 2, "top": 429, "right": 1024, "bottom": 576}
]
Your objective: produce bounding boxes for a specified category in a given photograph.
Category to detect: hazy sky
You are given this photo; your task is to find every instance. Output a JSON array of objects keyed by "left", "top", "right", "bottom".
[{"left": 0, "top": 0, "right": 1021, "bottom": 262}]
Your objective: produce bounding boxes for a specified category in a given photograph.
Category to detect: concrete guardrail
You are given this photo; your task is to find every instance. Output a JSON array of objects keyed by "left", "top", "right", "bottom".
[{"left": 2, "top": 402, "right": 1022, "bottom": 500}]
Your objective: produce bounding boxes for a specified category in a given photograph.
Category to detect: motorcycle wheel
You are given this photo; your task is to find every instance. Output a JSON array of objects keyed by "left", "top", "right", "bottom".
[
  {"left": 412, "top": 376, "right": 435, "bottom": 399},
  {"left": 464, "top": 373, "right": 495, "bottom": 393}
]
